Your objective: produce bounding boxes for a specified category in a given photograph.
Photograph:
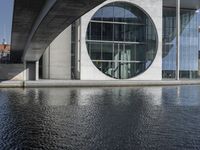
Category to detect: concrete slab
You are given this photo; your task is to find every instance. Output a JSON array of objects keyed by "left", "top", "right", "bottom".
[
  {"left": 24, "top": 80, "right": 200, "bottom": 88},
  {"left": 1, "top": 80, "right": 200, "bottom": 88},
  {"left": 0, "top": 81, "right": 24, "bottom": 88}
]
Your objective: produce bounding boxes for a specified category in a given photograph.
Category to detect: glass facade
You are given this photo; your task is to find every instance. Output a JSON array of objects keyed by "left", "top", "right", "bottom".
[
  {"left": 163, "top": 7, "right": 199, "bottom": 79},
  {"left": 86, "top": 2, "right": 157, "bottom": 79}
]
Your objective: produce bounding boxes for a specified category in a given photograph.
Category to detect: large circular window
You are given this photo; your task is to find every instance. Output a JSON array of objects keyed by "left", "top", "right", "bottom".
[{"left": 86, "top": 2, "right": 158, "bottom": 79}]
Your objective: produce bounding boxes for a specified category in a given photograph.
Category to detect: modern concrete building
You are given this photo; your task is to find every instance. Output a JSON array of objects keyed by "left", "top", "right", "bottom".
[{"left": 8, "top": 0, "right": 200, "bottom": 81}]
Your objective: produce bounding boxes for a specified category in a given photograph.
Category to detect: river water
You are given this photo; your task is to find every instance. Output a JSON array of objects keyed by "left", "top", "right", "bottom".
[{"left": 0, "top": 85, "right": 200, "bottom": 149}]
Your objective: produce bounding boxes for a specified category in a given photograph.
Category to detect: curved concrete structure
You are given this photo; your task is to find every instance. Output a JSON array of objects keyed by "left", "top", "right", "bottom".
[
  {"left": 11, "top": 0, "right": 106, "bottom": 61},
  {"left": 11, "top": 0, "right": 200, "bottom": 62},
  {"left": 11, "top": 0, "right": 46, "bottom": 62},
  {"left": 80, "top": 0, "right": 162, "bottom": 80}
]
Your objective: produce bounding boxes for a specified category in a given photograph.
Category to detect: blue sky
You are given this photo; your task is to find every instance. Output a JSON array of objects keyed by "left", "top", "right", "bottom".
[{"left": 0, "top": 0, "right": 13, "bottom": 44}]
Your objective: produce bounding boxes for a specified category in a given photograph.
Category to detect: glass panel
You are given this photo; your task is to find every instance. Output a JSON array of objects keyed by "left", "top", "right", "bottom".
[
  {"left": 102, "top": 43, "right": 113, "bottom": 60},
  {"left": 114, "top": 24, "right": 124, "bottom": 41},
  {"left": 102, "top": 62, "right": 115, "bottom": 77},
  {"left": 90, "top": 22, "right": 101, "bottom": 40},
  {"left": 118, "top": 44, "right": 125, "bottom": 61},
  {"left": 86, "top": 22, "right": 91, "bottom": 40},
  {"left": 125, "top": 44, "right": 136, "bottom": 61},
  {"left": 114, "top": 43, "right": 119, "bottom": 61},
  {"left": 124, "top": 3, "right": 137, "bottom": 23},
  {"left": 136, "top": 45, "right": 146, "bottom": 62},
  {"left": 89, "top": 42, "right": 101, "bottom": 60},
  {"left": 125, "top": 24, "right": 136, "bottom": 42},
  {"left": 119, "top": 62, "right": 128, "bottom": 79},
  {"left": 162, "top": 8, "right": 177, "bottom": 79},
  {"left": 163, "top": 7, "right": 199, "bottom": 79},
  {"left": 102, "top": 23, "right": 113, "bottom": 41},
  {"left": 113, "top": 2, "right": 125, "bottom": 22},
  {"left": 102, "top": 4, "right": 114, "bottom": 21}
]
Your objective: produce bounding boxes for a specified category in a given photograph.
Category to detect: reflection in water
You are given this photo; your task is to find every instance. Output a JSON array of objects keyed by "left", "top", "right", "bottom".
[{"left": 0, "top": 86, "right": 200, "bottom": 149}]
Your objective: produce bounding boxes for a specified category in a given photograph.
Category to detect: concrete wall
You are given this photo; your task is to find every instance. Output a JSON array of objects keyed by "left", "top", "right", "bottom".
[
  {"left": 26, "top": 62, "right": 36, "bottom": 81},
  {"left": 43, "top": 47, "right": 50, "bottom": 79},
  {"left": 0, "top": 64, "right": 24, "bottom": 80},
  {"left": 42, "top": 26, "right": 71, "bottom": 80},
  {"left": 80, "top": 0, "right": 163, "bottom": 80}
]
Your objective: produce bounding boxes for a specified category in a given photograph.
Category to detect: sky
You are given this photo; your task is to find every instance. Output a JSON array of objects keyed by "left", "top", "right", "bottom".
[{"left": 0, "top": 0, "right": 14, "bottom": 44}]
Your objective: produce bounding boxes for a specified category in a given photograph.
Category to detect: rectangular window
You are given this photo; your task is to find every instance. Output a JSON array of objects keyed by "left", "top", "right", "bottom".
[{"left": 162, "top": 7, "right": 199, "bottom": 79}]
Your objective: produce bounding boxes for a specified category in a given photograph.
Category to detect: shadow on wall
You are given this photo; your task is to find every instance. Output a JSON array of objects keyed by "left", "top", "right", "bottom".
[{"left": 0, "top": 64, "right": 24, "bottom": 81}]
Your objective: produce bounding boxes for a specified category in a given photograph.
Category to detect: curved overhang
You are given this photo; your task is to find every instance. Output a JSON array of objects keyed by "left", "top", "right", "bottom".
[
  {"left": 11, "top": 0, "right": 200, "bottom": 61},
  {"left": 11, "top": 0, "right": 106, "bottom": 61},
  {"left": 11, "top": 0, "right": 46, "bottom": 62}
]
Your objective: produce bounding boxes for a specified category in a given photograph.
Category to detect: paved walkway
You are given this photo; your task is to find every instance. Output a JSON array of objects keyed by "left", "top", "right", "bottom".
[{"left": 1, "top": 80, "right": 200, "bottom": 88}]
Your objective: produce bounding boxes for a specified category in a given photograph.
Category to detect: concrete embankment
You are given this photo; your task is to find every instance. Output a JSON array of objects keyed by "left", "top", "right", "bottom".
[
  {"left": 0, "top": 81, "right": 24, "bottom": 88},
  {"left": 1, "top": 80, "right": 200, "bottom": 88}
]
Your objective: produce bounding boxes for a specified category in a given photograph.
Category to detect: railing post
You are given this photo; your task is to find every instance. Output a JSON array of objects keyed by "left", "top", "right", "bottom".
[{"left": 176, "top": 0, "right": 180, "bottom": 80}]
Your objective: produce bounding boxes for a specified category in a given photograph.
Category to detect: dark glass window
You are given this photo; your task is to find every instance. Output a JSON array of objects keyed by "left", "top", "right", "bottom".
[
  {"left": 114, "top": 24, "right": 124, "bottom": 41},
  {"left": 90, "top": 22, "right": 102, "bottom": 40},
  {"left": 102, "top": 23, "right": 113, "bottom": 41},
  {"left": 89, "top": 43, "right": 102, "bottom": 60},
  {"left": 102, "top": 43, "right": 113, "bottom": 60}
]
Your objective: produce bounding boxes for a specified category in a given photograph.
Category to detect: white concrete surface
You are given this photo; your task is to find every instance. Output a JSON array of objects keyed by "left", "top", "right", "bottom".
[
  {"left": 1, "top": 80, "right": 200, "bottom": 88},
  {"left": 42, "top": 26, "right": 72, "bottom": 80},
  {"left": 0, "top": 81, "right": 23, "bottom": 88},
  {"left": 22, "top": 80, "right": 200, "bottom": 88}
]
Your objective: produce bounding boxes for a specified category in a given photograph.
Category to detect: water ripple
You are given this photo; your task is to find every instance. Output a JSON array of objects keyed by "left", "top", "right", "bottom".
[{"left": 0, "top": 86, "right": 200, "bottom": 149}]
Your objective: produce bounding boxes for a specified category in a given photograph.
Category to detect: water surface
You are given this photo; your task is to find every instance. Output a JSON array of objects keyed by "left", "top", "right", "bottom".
[{"left": 0, "top": 85, "right": 200, "bottom": 149}]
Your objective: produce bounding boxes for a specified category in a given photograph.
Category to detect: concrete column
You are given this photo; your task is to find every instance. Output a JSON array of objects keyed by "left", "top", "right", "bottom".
[
  {"left": 23, "top": 61, "right": 27, "bottom": 81},
  {"left": 42, "top": 46, "right": 50, "bottom": 79},
  {"left": 176, "top": 0, "right": 180, "bottom": 80},
  {"left": 35, "top": 61, "right": 39, "bottom": 80},
  {"left": 41, "top": 26, "right": 71, "bottom": 80},
  {"left": 75, "top": 19, "right": 81, "bottom": 79},
  {"left": 26, "top": 62, "right": 36, "bottom": 80}
]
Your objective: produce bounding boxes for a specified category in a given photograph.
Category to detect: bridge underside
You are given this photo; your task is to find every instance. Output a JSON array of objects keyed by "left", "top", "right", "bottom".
[
  {"left": 11, "top": 0, "right": 106, "bottom": 62},
  {"left": 11, "top": 0, "right": 46, "bottom": 62},
  {"left": 11, "top": 0, "right": 200, "bottom": 62}
]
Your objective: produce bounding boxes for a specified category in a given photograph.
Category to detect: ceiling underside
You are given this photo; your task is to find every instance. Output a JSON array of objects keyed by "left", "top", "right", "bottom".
[{"left": 11, "top": 0, "right": 106, "bottom": 61}]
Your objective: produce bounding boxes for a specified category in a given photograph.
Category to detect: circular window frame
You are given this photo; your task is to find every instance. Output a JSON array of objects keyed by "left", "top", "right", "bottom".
[{"left": 85, "top": 1, "right": 159, "bottom": 79}]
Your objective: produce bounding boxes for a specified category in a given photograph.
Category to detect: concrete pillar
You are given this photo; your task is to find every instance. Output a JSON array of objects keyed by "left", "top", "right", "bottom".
[
  {"left": 35, "top": 61, "right": 39, "bottom": 80},
  {"left": 23, "top": 61, "right": 27, "bottom": 81},
  {"left": 42, "top": 26, "right": 71, "bottom": 80},
  {"left": 75, "top": 19, "right": 81, "bottom": 79},
  {"left": 176, "top": 0, "right": 180, "bottom": 80},
  {"left": 26, "top": 62, "right": 36, "bottom": 80},
  {"left": 42, "top": 46, "right": 50, "bottom": 79}
]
